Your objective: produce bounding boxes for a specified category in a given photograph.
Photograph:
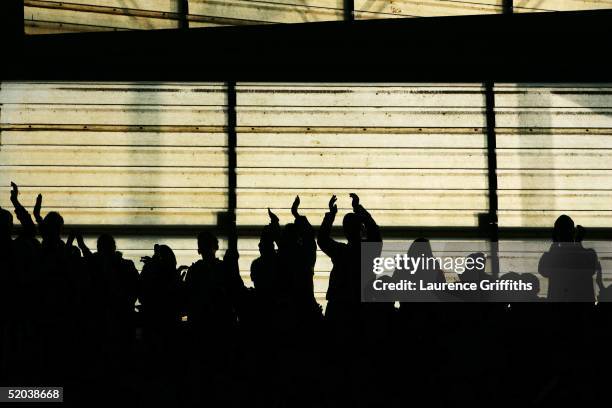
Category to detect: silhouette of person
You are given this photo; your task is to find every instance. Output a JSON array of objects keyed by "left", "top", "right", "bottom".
[
  {"left": 83, "top": 234, "right": 139, "bottom": 372},
  {"left": 538, "top": 215, "right": 599, "bottom": 302},
  {"left": 515, "top": 273, "right": 541, "bottom": 301},
  {"left": 395, "top": 238, "right": 447, "bottom": 303},
  {"left": 318, "top": 193, "right": 381, "bottom": 330},
  {"left": 278, "top": 196, "right": 321, "bottom": 325},
  {"left": 139, "top": 243, "right": 186, "bottom": 375},
  {"left": 9, "top": 183, "right": 39, "bottom": 246},
  {"left": 250, "top": 208, "right": 281, "bottom": 307},
  {"left": 184, "top": 231, "right": 245, "bottom": 336},
  {"left": 458, "top": 252, "right": 490, "bottom": 301},
  {"left": 10, "top": 184, "right": 74, "bottom": 383},
  {"left": 5, "top": 184, "right": 46, "bottom": 384},
  {"left": 0, "top": 207, "right": 15, "bottom": 288},
  {"left": 0, "top": 207, "right": 17, "bottom": 382}
]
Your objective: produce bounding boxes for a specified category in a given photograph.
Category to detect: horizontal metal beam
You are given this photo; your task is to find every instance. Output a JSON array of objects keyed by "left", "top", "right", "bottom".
[
  {"left": 11, "top": 224, "right": 612, "bottom": 240},
  {"left": 4, "top": 10, "right": 612, "bottom": 82}
]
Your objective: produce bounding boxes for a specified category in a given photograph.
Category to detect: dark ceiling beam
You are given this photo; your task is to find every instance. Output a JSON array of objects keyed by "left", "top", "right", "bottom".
[{"left": 3, "top": 9, "right": 612, "bottom": 81}]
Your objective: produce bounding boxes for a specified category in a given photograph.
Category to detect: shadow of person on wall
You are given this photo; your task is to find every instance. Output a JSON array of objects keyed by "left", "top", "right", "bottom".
[{"left": 539, "top": 215, "right": 599, "bottom": 302}]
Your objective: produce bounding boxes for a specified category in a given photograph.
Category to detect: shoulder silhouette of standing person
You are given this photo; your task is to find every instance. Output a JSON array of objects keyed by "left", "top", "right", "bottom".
[
  {"left": 139, "top": 244, "right": 186, "bottom": 367},
  {"left": 184, "top": 231, "right": 245, "bottom": 336},
  {"left": 278, "top": 195, "right": 321, "bottom": 324},
  {"left": 396, "top": 238, "right": 446, "bottom": 304},
  {"left": 251, "top": 208, "right": 281, "bottom": 307},
  {"left": 85, "top": 234, "right": 139, "bottom": 365},
  {"left": 140, "top": 244, "right": 185, "bottom": 331}
]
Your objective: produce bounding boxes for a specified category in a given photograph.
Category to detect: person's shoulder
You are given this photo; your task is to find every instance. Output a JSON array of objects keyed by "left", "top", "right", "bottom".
[
  {"left": 581, "top": 247, "right": 600, "bottom": 264},
  {"left": 117, "top": 253, "right": 136, "bottom": 268},
  {"left": 540, "top": 247, "right": 554, "bottom": 260},
  {"left": 189, "top": 259, "right": 204, "bottom": 270}
]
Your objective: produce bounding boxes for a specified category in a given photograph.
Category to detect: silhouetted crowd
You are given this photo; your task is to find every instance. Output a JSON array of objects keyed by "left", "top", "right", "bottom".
[{"left": 1, "top": 183, "right": 611, "bottom": 406}]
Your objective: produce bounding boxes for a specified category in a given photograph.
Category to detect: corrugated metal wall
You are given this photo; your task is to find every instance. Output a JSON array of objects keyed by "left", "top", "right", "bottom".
[
  {"left": 235, "top": 83, "right": 489, "bottom": 227},
  {"left": 514, "top": 0, "right": 612, "bottom": 13},
  {"left": 3, "top": 81, "right": 612, "bottom": 300},
  {"left": 0, "top": 81, "right": 230, "bottom": 283},
  {"left": 23, "top": 0, "right": 612, "bottom": 35},
  {"left": 496, "top": 84, "right": 612, "bottom": 228},
  {"left": 0, "top": 81, "right": 228, "bottom": 225},
  {"left": 189, "top": 0, "right": 343, "bottom": 25},
  {"left": 23, "top": 0, "right": 512, "bottom": 34},
  {"left": 356, "top": 0, "right": 503, "bottom": 19},
  {"left": 495, "top": 84, "right": 612, "bottom": 294},
  {"left": 235, "top": 83, "right": 489, "bottom": 301},
  {"left": 24, "top": 0, "right": 187, "bottom": 34},
  {"left": 23, "top": 0, "right": 344, "bottom": 34}
]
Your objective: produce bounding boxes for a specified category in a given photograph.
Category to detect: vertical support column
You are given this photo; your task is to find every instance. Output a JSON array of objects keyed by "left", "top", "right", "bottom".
[
  {"left": 344, "top": 0, "right": 354, "bottom": 22},
  {"left": 2, "top": 0, "right": 24, "bottom": 41},
  {"left": 226, "top": 81, "right": 238, "bottom": 254},
  {"left": 178, "top": 0, "right": 189, "bottom": 29},
  {"left": 502, "top": 0, "right": 513, "bottom": 14},
  {"left": 485, "top": 80, "right": 500, "bottom": 278}
]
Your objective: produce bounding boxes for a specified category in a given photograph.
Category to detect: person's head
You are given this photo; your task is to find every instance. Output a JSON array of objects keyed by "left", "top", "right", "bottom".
[
  {"left": 408, "top": 238, "right": 434, "bottom": 260},
  {"left": 155, "top": 244, "right": 177, "bottom": 271},
  {"left": 342, "top": 213, "right": 362, "bottom": 243},
  {"left": 0, "top": 207, "right": 13, "bottom": 238},
  {"left": 197, "top": 231, "right": 218, "bottom": 260},
  {"left": 498, "top": 272, "right": 521, "bottom": 302},
  {"left": 258, "top": 225, "right": 276, "bottom": 256},
  {"left": 467, "top": 252, "right": 486, "bottom": 272},
  {"left": 43, "top": 211, "right": 64, "bottom": 240},
  {"left": 521, "top": 273, "right": 540, "bottom": 299},
  {"left": 553, "top": 214, "right": 575, "bottom": 242},
  {"left": 461, "top": 252, "right": 486, "bottom": 281},
  {"left": 407, "top": 238, "right": 435, "bottom": 275},
  {"left": 97, "top": 233, "right": 116, "bottom": 256},
  {"left": 575, "top": 225, "right": 586, "bottom": 243},
  {"left": 280, "top": 223, "right": 302, "bottom": 251}
]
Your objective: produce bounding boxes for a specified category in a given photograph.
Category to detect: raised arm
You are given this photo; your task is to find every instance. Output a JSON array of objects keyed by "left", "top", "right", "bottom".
[
  {"left": 33, "top": 193, "right": 44, "bottom": 226},
  {"left": 9, "top": 182, "right": 37, "bottom": 239},
  {"left": 75, "top": 232, "right": 92, "bottom": 258},
  {"left": 317, "top": 195, "right": 343, "bottom": 258},
  {"left": 351, "top": 193, "right": 381, "bottom": 243},
  {"left": 291, "top": 195, "right": 317, "bottom": 268},
  {"left": 267, "top": 208, "right": 281, "bottom": 249},
  {"left": 291, "top": 195, "right": 312, "bottom": 231}
]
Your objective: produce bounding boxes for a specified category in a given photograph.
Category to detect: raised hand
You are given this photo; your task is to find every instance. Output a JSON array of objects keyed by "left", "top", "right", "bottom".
[
  {"left": 34, "top": 194, "right": 42, "bottom": 215},
  {"left": 329, "top": 195, "right": 338, "bottom": 215},
  {"left": 291, "top": 195, "right": 301, "bottom": 218},
  {"left": 67, "top": 230, "right": 76, "bottom": 247},
  {"left": 33, "top": 194, "right": 44, "bottom": 224},
  {"left": 350, "top": 193, "right": 360, "bottom": 210},
  {"left": 75, "top": 231, "right": 85, "bottom": 248},
  {"left": 224, "top": 246, "right": 239, "bottom": 261},
  {"left": 10, "top": 182, "right": 18, "bottom": 202},
  {"left": 268, "top": 208, "right": 279, "bottom": 225}
]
